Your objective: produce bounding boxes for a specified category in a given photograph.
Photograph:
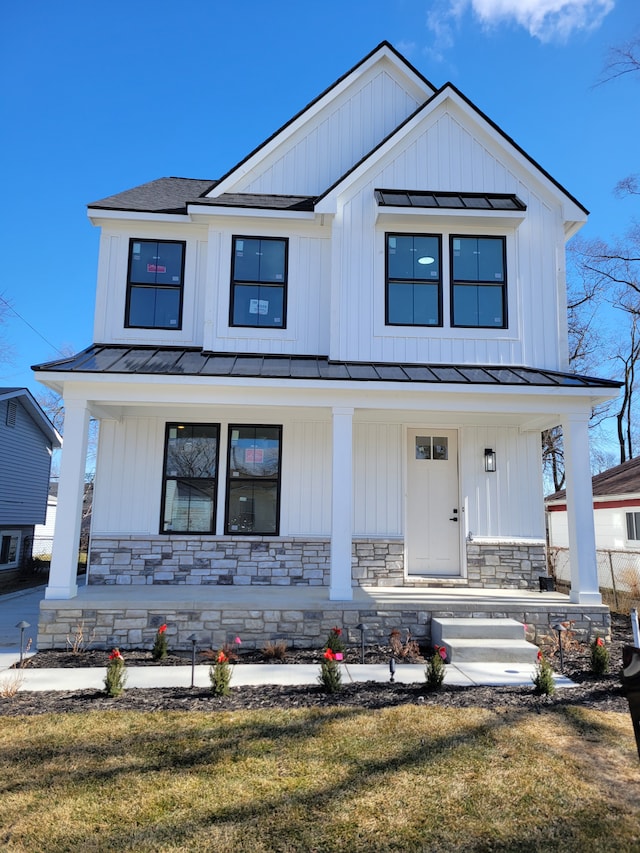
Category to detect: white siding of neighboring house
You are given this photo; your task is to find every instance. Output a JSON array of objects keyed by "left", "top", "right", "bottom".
[
  {"left": 548, "top": 499, "right": 640, "bottom": 551},
  {"left": 33, "top": 496, "right": 57, "bottom": 555}
]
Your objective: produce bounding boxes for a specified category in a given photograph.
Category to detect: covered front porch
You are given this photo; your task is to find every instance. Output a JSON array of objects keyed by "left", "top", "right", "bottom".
[{"left": 37, "top": 582, "right": 610, "bottom": 651}]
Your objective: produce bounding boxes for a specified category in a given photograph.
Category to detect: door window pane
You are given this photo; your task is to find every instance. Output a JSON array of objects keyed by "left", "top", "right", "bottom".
[{"left": 415, "top": 436, "right": 448, "bottom": 460}]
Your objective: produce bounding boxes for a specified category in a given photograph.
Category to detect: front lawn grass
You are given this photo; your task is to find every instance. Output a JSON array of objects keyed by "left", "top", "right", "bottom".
[{"left": 0, "top": 705, "right": 638, "bottom": 852}]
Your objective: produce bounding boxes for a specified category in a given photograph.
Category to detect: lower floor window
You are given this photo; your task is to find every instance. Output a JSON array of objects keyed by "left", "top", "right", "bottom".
[
  {"left": 160, "top": 422, "right": 282, "bottom": 535},
  {"left": 161, "top": 424, "right": 219, "bottom": 533},
  {"left": 0, "top": 531, "right": 21, "bottom": 568},
  {"left": 226, "top": 425, "right": 282, "bottom": 535}
]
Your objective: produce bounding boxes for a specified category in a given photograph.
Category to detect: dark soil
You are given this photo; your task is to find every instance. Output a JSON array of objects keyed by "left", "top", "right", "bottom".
[{"left": 2, "top": 615, "right": 636, "bottom": 717}]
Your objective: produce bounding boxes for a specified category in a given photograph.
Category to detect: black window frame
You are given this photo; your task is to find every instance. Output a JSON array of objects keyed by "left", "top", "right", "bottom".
[
  {"left": 224, "top": 424, "right": 282, "bottom": 536},
  {"left": 385, "top": 232, "right": 443, "bottom": 327},
  {"left": 160, "top": 422, "right": 220, "bottom": 535},
  {"left": 626, "top": 511, "right": 640, "bottom": 541},
  {"left": 450, "top": 235, "right": 507, "bottom": 329},
  {"left": 125, "top": 238, "right": 186, "bottom": 330},
  {"left": 229, "top": 236, "right": 288, "bottom": 329}
]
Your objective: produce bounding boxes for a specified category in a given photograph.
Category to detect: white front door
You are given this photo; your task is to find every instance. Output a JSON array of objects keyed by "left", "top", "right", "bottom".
[{"left": 406, "top": 428, "right": 460, "bottom": 576}]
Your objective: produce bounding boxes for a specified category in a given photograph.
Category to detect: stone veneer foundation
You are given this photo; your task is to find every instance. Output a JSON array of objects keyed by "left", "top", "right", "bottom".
[
  {"left": 37, "top": 589, "right": 610, "bottom": 651},
  {"left": 88, "top": 536, "right": 547, "bottom": 590},
  {"left": 37, "top": 535, "right": 589, "bottom": 652}
]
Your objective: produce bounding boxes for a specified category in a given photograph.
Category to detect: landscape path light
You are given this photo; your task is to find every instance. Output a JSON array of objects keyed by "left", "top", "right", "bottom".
[
  {"left": 16, "top": 620, "right": 30, "bottom": 666},
  {"left": 356, "top": 623, "right": 367, "bottom": 664},
  {"left": 188, "top": 633, "right": 198, "bottom": 688},
  {"left": 551, "top": 621, "right": 567, "bottom": 672}
]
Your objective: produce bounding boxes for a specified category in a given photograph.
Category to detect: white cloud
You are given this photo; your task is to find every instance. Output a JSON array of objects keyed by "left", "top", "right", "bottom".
[{"left": 428, "top": 0, "right": 615, "bottom": 46}]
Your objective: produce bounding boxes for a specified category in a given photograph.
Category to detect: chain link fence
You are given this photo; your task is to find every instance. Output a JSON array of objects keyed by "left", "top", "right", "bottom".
[{"left": 548, "top": 546, "right": 640, "bottom": 614}]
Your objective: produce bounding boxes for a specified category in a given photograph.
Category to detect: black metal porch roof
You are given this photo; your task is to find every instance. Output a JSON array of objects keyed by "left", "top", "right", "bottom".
[{"left": 32, "top": 345, "right": 621, "bottom": 390}]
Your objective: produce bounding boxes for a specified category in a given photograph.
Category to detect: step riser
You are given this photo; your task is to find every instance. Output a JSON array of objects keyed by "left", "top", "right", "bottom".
[
  {"left": 432, "top": 618, "right": 526, "bottom": 643},
  {"left": 432, "top": 618, "right": 539, "bottom": 664},
  {"left": 442, "top": 642, "right": 539, "bottom": 664}
]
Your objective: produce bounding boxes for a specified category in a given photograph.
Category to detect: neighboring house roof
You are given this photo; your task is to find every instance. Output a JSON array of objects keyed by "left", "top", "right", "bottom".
[
  {"left": 0, "top": 388, "right": 62, "bottom": 448},
  {"left": 546, "top": 455, "right": 640, "bottom": 504},
  {"left": 32, "top": 345, "right": 622, "bottom": 390}
]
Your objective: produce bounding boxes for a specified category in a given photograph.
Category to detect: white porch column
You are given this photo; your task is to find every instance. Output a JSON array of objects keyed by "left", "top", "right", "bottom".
[
  {"left": 45, "top": 398, "right": 90, "bottom": 600},
  {"left": 330, "top": 406, "right": 354, "bottom": 600},
  {"left": 562, "top": 412, "right": 602, "bottom": 604}
]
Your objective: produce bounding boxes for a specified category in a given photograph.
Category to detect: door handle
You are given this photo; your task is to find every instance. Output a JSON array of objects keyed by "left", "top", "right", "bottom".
[{"left": 449, "top": 509, "right": 458, "bottom": 522}]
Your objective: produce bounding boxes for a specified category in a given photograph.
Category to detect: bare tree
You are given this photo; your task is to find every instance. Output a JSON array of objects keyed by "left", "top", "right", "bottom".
[{"left": 598, "top": 34, "right": 640, "bottom": 85}]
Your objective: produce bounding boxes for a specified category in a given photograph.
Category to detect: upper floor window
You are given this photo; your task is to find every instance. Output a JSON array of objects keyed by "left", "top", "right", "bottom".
[
  {"left": 451, "top": 236, "right": 506, "bottom": 328},
  {"left": 126, "top": 239, "right": 185, "bottom": 329},
  {"left": 160, "top": 423, "right": 219, "bottom": 533},
  {"left": 230, "top": 237, "right": 287, "bottom": 328},
  {"left": 386, "top": 234, "right": 441, "bottom": 326}
]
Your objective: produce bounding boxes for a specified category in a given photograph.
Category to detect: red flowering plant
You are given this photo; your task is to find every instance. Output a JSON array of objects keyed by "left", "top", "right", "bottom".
[
  {"left": 533, "top": 649, "right": 555, "bottom": 695},
  {"left": 590, "top": 634, "right": 610, "bottom": 676},
  {"left": 152, "top": 623, "right": 169, "bottom": 661},
  {"left": 104, "top": 648, "right": 127, "bottom": 697},
  {"left": 210, "top": 647, "right": 234, "bottom": 696},
  {"left": 319, "top": 627, "right": 345, "bottom": 693},
  {"left": 425, "top": 645, "right": 446, "bottom": 690}
]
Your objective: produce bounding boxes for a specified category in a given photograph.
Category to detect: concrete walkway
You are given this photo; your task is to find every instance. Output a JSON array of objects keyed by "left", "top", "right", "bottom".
[{"left": 0, "top": 585, "right": 576, "bottom": 691}]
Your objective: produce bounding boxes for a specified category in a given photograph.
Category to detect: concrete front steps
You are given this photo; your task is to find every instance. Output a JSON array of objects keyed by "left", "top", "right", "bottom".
[{"left": 431, "top": 617, "right": 539, "bottom": 664}]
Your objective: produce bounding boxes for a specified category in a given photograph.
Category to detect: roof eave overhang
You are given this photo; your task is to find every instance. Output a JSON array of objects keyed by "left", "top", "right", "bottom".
[
  {"left": 34, "top": 369, "right": 619, "bottom": 428},
  {"left": 87, "top": 208, "right": 191, "bottom": 225}
]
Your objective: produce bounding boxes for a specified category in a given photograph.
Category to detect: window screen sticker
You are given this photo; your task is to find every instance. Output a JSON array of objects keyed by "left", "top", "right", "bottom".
[
  {"left": 246, "top": 448, "right": 264, "bottom": 463},
  {"left": 133, "top": 243, "right": 141, "bottom": 254},
  {"left": 249, "top": 299, "right": 269, "bottom": 315}
]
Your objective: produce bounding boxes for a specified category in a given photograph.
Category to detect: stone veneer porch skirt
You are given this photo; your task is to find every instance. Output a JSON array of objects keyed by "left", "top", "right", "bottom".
[{"left": 37, "top": 584, "right": 610, "bottom": 651}]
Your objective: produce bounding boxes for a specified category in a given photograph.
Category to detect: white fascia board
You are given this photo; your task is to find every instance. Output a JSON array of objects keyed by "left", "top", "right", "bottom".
[
  {"left": 87, "top": 209, "right": 190, "bottom": 225},
  {"left": 42, "top": 372, "right": 619, "bottom": 417},
  {"left": 209, "top": 46, "right": 433, "bottom": 198},
  {"left": 187, "top": 205, "right": 316, "bottom": 222}
]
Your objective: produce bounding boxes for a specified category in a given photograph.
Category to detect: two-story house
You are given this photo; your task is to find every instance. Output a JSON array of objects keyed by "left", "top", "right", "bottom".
[
  {"left": 0, "top": 388, "right": 61, "bottom": 585},
  {"left": 34, "top": 43, "right": 619, "bottom": 649}
]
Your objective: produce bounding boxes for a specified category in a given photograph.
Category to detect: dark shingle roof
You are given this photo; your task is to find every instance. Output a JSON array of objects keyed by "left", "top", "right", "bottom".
[
  {"left": 88, "top": 178, "right": 216, "bottom": 214},
  {"left": 88, "top": 179, "right": 316, "bottom": 215},
  {"left": 547, "top": 455, "right": 640, "bottom": 502},
  {"left": 33, "top": 345, "right": 622, "bottom": 390}
]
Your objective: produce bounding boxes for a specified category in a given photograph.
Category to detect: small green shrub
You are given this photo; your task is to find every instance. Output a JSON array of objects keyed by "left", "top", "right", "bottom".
[
  {"left": 104, "top": 649, "right": 127, "bottom": 697},
  {"left": 318, "top": 649, "right": 342, "bottom": 693},
  {"left": 590, "top": 636, "right": 610, "bottom": 675},
  {"left": 210, "top": 650, "right": 232, "bottom": 696},
  {"left": 533, "top": 650, "right": 555, "bottom": 695},
  {"left": 425, "top": 646, "right": 447, "bottom": 690},
  {"left": 152, "top": 624, "right": 168, "bottom": 661}
]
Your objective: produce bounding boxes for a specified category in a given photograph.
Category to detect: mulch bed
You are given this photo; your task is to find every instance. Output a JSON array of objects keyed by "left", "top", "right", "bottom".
[{"left": 1, "top": 614, "right": 636, "bottom": 716}]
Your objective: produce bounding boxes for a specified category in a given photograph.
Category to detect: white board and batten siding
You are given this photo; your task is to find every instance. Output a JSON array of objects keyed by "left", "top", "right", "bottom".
[
  {"left": 331, "top": 105, "right": 567, "bottom": 369},
  {"left": 221, "top": 60, "right": 429, "bottom": 198},
  {"left": 93, "top": 414, "right": 542, "bottom": 542}
]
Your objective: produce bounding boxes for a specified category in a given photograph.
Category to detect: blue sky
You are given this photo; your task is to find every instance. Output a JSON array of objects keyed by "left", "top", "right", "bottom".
[{"left": 1, "top": 0, "right": 638, "bottom": 396}]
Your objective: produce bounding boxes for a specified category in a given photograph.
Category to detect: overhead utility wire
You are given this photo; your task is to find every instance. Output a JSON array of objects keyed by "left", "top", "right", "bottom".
[{"left": 0, "top": 294, "right": 66, "bottom": 356}]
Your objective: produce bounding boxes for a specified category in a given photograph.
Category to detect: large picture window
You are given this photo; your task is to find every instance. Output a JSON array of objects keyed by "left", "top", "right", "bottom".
[
  {"left": 451, "top": 236, "right": 506, "bottom": 328},
  {"left": 225, "top": 425, "right": 282, "bottom": 535},
  {"left": 126, "top": 239, "right": 185, "bottom": 329},
  {"left": 161, "top": 424, "right": 219, "bottom": 533},
  {"left": 230, "top": 237, "right": 287, "bottom": 328},
  {"left": 386, "top": 234, "right": 441, "bottom": 326}
]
